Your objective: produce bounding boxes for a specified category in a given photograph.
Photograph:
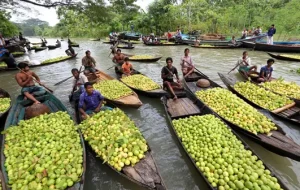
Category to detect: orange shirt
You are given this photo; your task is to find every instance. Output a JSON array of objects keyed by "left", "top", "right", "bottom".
[{"left": 122, "top": 62, "right": 132, "bottom": 74}]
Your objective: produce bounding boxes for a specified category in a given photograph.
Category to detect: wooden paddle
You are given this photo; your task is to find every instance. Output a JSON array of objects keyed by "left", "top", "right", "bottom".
[
  {"left": 17, "top": 67, "right": 54, "bottom": 93},
  {"left": 107, "top": 65, "right": 116, "bottom": 70},
  {"left": 54, "top": 66, "right": 83, "bottom": 86},
  {"left": 69, "top": 66, "right": 84, "bottom": 101},
  {"left": 228, "top": 64, "right": 239, "bottom": 74}
]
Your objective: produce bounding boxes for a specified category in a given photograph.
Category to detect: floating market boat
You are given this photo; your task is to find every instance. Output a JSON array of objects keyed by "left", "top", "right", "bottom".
[
  {"left": 11, "top": 52, "right": 25, "bottom": 58},
  {"left": 47, "top": 45, "right": 59, "bottom": 50},
  {"left": 0, "top": 170, "right": 6, "bottom": 190},
  {"left": 127, "top": 55, "right": 162, "bottom": 62},
  {"left": 117, "top": 46, "right": 135, "bottom": 49},
  {"left": 73, "top": 103, "right": 166, "bottom": 190},
  {"left": 70, "top": 43, "right": 80, "bottom": 47},
  {"left": 86, "top": 70, "right": 143, "bottom": 108},
  {"left": 162, "top": 94, "right": 289, "bottom": 190},
  {"left": 0, "top": 88, "right": 11, "bottom": 121},
  {"left": 144, "top": 42, "right": 186, "bottom": 46},
  {"left": 35, "top": 46, "right": 47, "bottom": 52},
  {"left": 0, "top": 54, "right": 77, "bottom": 72},
  {"left": 1, "top": 91, "right": 86, "bottom": 190},
  {"left": 267, "top": 52, "right": 300, "bottom": 62},
  {"left": 219, "top": 73, "right": 300, "bottom": 125},
  {"left": 191, "top": 44, "right": 241, "bottom": 49},
  {"left": 243, "top": 42, "right": 300, "bottom": 53},
  {"left": 90, "top": 39, "right": 100, "bottom": 41},
  {"left": 184, "top": 72, "right": 300, "bottom": 161}
]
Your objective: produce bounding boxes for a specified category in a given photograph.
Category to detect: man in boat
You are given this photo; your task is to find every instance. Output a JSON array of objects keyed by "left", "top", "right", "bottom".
[
  {"left": 65, "top": 45, "right": 76, "bottom": 56},
  {"left": 258, "top": 59, "right": 274, "bottom": 82},
  {"left": 235, "top": 51, "right": 257, "bottom": 76},
  {"left": 78, "top": 82, "right": 112, "bottom": 119},
  {"left": 41, "top": 39, "right": 46, "bottom": 47},
  {"left": 56, "top": 40, "right": 61, "bottom": 47},
  {"left": 181, "top": 48, "right": 195, "bottom": 78},
  {"left": 230, "top": 36, "right": 237, "bottom": 45},
  {"left": 82, "top": 50, "right": 97, "bottom": 77},
  {"left": 112, "top": 49, "right": 125, "bottom": 66},
  {"left": 122, "top": 57, "right": 133, "bottom": 76},
  {"left": 15, "top": 62, "right": 45, "bottom": 104},
  {"left": 0, "top": 32, "right": 8, "bottom": 58},
  {"left": 161, "top": 57, "right": 183, "bottom": 100},
  {"left": 71, "top": 68, "right": 88, "bottom": 93},
  {"left": 2, "top": 51, "right": 17, "bottom": 68},
  {"left": 241, "top": 28, "right": 247, "bottom": 39},
  {"left": 267, "top": 24, "right": 276, "bottom": 45},
  {"left": 194, "top": 37, "right": 200, "bottom": 46}
]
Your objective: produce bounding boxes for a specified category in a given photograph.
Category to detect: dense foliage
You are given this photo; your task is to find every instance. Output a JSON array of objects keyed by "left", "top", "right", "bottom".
[{"left": 0, "top": 11, "right": 19, "bottom": 36}]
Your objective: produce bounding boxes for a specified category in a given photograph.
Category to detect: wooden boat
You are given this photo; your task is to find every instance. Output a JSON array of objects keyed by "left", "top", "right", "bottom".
[
  {"left": 218, "top": 73, "right": 300, "bottom": 125},
  {"left": 0, "top": 170, "right": 6, "bottom": 190},
  {"left": 184, "top": 72, "right": 300, "bottom": 161},
  {"left": 162, "top": 94, "right": 289, "bottom": 190},
  {"left": 86, "top": 70, "right": 143, "bottom": 108},
  {"left": 0, "top": 88, "right": 11, "bottom": 120},
  {"left": 241, "top": 41, "right": 255, "bottom": 48},
  {"left": 72, "top": 101, "right": 166, "bottom": 189},
  {"left": 90, "top": 39, "right": 100, "bottom": 41},
  {"left": 47, "top": 45, "right": 58, "bottom": 50},
  {"left": 267, "top": 52, "right": 300, "bottom": 62},
  {"left": 41, "top": 54, "right": 78, "bottom": 64},
  {"left": 117, "top": 46, "right": 135, "bottom": 49},
  {"left": 102, "top": 41, "right": 113, "bottom": 44},
  {"left": 238, "top": 70, "right": 276, "bottom": 84},
  {"left": 127, "top": 55, "right": 162, "bottom": 63},
  {"left": 144, "top": 42, "right": 185, "bottom": 46},
  {"left": 30, "top": 42, "right": 42, "bottom": 45},
  {"left": 35, "top": 46, "right": 47, "bottom": 52},
  {"left": 0, "top": 54, "right": 77, "bottom": 72},
  {"left": 115, "top": 68, "right": 178, "bottom": 98},
  {"left": 70, "top": 43, "right": 79, "bottom": 47},
  {"left": 120, "top": 40, "right": 141, "bottom": 45},
  {"left": 11, "top": 52, "right": 25, "bottom": 58},
  {"left": 1, "top": 91, "right": 86, "bottom": 190},
  {"left": 252, "top": 42, "right": 300, "bottom": 53},
  {"left": 191, "top": 44, "right": 241, "bottom": 49}
]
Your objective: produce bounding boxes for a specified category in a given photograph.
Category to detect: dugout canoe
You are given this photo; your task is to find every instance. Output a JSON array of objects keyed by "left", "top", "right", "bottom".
[
  {"left": 127, "top": 55, "right": 162, "bottom": 63},
  {"left": 41, "top": 54, "right": 78, "bottom": 64},
  {"left": 0, "top": 54, "right": 77, "bottom": 72},
  {"left": 90, "top": 39, "right": 100, "bottom": 41},
  {"left": 30, "top": 42, "right": 42, "bottom": 45},
  {"left": 47, "top": 45, "right": 58, "bottom": 50},
  {"left": 267, "top": 52, "right": 300, "bottom": 62},
  {"left": 162, "top": 94, "right": 289, "bottom": 190},
  {"left": 70, "top": 43, "right": 80, "bottom": 47},
  {"left": 238, "top": 70, "right": 276, "bottom": 84},
  {"left": 252, "top": 42, "right": 300, "bottom": 53},
  {"left": 144, "top": 42, "right": 185, "bottom": 46},
  {"left": 117, "top": 46, "right": 135, "bottom": 49},
  {"left": 114, "top": 68, "right": 186, "bottom": 98},
  {"left": 191, "top": 44, "right": 241, "bottom": 49},
  {"left": 184, "top": 73, "right": 300, "bottom": 161},
  {"left": 1, "top": 91, "right": 86, "bottom": 190},
  {"left": 219, "top": 73, "right": 300, "bottom": 125},
  {"left": 35, "top": 46, "right": 47, "bottom": 52},
  {"left": 0, "top": 88, "right": 11, "bottom": 121},
  {"left": 11, "top": 52, "right": 25, "bottom": 58},
  {"left": 86, "top": 70, "right": 143, "bottom": 108}
]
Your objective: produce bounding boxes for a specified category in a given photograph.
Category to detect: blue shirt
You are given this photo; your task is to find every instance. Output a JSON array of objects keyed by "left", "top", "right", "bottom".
[
  {"left": 260, "top": 66, "right": 273, "bottom": 77},
  {"left": 79, "top": 90, "right": 104, "bottom": 111},
  {"left": 267, "top": 27, "right": 276, "bottom": 37}
]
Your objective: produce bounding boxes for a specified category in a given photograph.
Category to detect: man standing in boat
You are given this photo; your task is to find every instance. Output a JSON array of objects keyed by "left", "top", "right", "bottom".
[
  {"left": 15, "top": 62, "right": 45, "bottom": 104},
  {"left": 78, "top": 82, "right": 112, "bottom": 119},
  {"left": 267, "top": 24, "right": 276, "bottom": 45},
  {"left": 161, "top": 57, "right": 183, "bottom": 100},
  {"left": 181, "top": 48, "right": 195, "bottom": 78},
  {"left": 82, "top": 50, "right": 97, "bottom": 77}
]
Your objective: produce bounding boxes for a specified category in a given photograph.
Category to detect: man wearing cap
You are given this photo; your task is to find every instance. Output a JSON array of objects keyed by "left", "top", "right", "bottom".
[{"left": 82, "top": 50, "right": 97, "bottom": 77}]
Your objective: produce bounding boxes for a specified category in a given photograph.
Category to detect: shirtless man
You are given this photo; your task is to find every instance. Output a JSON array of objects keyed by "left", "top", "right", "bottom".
[
  {"left": 112, "top": 49, "right": 125, "bottom": 71},
  {"left": 15, "top": 62, "right": 45, "bottom": 104}
]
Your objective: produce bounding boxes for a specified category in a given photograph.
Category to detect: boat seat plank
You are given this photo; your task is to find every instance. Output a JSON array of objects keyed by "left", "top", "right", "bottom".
[
  {"left": 279, "top": 107, "right": 300, "bottom": 117},
  {"left": 167, "top": 98, "right": 200, "bottom": 118}
]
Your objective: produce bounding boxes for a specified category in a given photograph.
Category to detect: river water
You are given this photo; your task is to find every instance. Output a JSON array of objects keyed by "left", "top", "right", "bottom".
[{"left": 1, "top": 38, "right": 300, "bottom": 190}]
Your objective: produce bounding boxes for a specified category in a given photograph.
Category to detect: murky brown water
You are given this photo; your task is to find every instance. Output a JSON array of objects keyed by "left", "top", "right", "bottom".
[{"left": 0, "top": 38, "right": 300, "bottom": 190}]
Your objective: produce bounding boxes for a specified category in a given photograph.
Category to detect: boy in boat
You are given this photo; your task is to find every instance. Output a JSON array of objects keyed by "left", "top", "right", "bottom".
[
  {"left": 78, "top": 82, "right": 112, "bottom": 119},
  {"left": 122, "top": 57, "right": 133, "bottom": 76},
  {"left": 181, "top": 48, "right": 195, "bottom": 78},
  {"left": 236, "top": 51, "right": 257, "bottom": 76},
  {"left": 82, "top": 50, "right": 97, "bottom": 77},
  {"left": 15, "top": 62, "right": 45, "bottom": 104},
  {"left": 65, "top": 45, "right": 76, "bottom": 56},
  {"left": 71, "top": 68, "right": 88, "bottom": 93},
  {"left": 161, "top": 57, "right": 183, "bottom": 100},
  {"left": 258, "top": 59, "right": 274, "bottom": 82},
  {"left": 112, "top": 49, "right": 125, "bottom": 66}
]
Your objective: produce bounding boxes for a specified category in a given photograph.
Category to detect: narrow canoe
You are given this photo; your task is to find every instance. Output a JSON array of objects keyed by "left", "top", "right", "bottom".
[
  {"left": 30, "top": 42, "right": 42, "bottom": 45},
  {"left": 0, "top": 88, "right": 11, "bottom": 121},
  {"left": 127, "top": 55, "right": 162, "bottom": 63},
  {"left": 117, "top": 46, "right": 135, "bottom": 49},
  {"left": 254, "top": 43, "right": 300, "bottom": 53},
  {"left": 71, "top": 43, "right": 80, "bottom": 47},
  {"left": 162, "top": 94, "right": 289, "bottom": 190},
  {"left": 267, "top": 52, "right": 300, "bottom": 62},
  {"left": 191, "top": 45, "right": 241, "bottom": 49},
  {"left": 47, "top": 45, "right": 58, "bottom": 50},
  {"left": 90, "top": 39, "right": 100, "bottom": 41},
  {"left": 86, "top": 70, "right": 143, "bottom": 108},
  {"left": 41, "top": 54, "right": 78, "bottom": 65},
  {"left": 238, "top": 70, "right": 276, "bottom": 84},
  {"left": 184, "top": 72, "right": 300, "bottom": 161},
  {"left": 144, "top": 43, "right": 185, "bottom": 46},
  {"left": 241, "top": 41, "right": 255, "bottom": 48},
  {"left": 35, "top": 47, "right": 47, "bottom": 52},
  {"left": 219, "top": 73, "right": 300, "bottom": 125},
  {"left": 1, "top": 91, "right": 86, "bottom": 190},
  {"left": 72, "top": 102, "right": 166, "bottom": 190},
  {"left": 0, "top": 54, "right": 78, "bottom": 72}
]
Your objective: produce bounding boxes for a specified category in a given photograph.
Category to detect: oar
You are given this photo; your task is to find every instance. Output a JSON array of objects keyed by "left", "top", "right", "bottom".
[
  {"left": 17, "top": 67, "right": 54, "bottom": 93},
  {"left": 54, "top": 66, "right": 83, "bottom": 86},
  {"left": 228, "top": 64, "right": 239, "bottom": 74},
  {"left": 69, "top": 66, "right": 84, "bottom": 101},
  {"left": 107, "top": 65, "right": 115, "bottom": 70}
]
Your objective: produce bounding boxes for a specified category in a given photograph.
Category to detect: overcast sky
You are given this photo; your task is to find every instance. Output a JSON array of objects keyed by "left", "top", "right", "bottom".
[{"left": 11, "top": 0, "right": 154, "bottom": 26}]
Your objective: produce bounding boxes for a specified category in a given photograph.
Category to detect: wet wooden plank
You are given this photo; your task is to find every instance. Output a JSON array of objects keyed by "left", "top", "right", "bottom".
[
  {"left": 167, "top": 98, "right": 200, "bottom": 118},
  {"left": 181, "top": 98, "right": 200, "bottom": 114}
]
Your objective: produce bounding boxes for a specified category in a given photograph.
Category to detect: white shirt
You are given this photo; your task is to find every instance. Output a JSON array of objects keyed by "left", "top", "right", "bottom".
[
  {"left": 73, "top": 74, "right": 88, "bottom": 88},
  {"left": 0, "top": 37, "right": 5, "bottom": 46},
  {"left": 181, "top": 56, "right": 194, "bottom": 69},
  {"left": 237, "top": 57, "right": 251, "bottom": 67}
]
